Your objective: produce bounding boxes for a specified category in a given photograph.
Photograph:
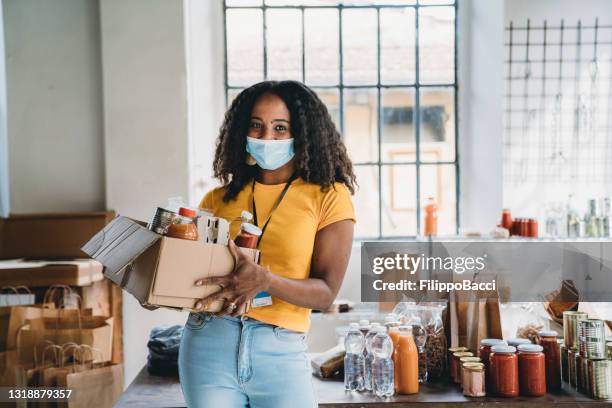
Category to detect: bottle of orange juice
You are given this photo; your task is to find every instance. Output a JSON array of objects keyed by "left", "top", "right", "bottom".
[
  {"left": 424, "top": 197, "right": 438, "bottom": 237},
  {"left": 388, "top": 326, "right": 401, "bottom": 391},
  {"left": 396, "top": 325, "right": 419, "bottom": 394}
]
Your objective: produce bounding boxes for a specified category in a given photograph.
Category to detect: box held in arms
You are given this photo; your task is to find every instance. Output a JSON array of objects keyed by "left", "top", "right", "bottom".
[{"left": 81, "top": 216, "right": 259, "bottom": 314}]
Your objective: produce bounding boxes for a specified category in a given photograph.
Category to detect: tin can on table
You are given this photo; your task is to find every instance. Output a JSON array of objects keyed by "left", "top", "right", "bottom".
[
  {"left": 588, "top": 358, "right": 612, "bottom": 400},
  {"left": 561, "top": 344, "right": 569, "bottom": 382},
  {"left": 579, "top": 319, "right": 607, "bottom": 359},
  {"left": 606, "top": 341, "right": 612, "bottom": 359},
  {"left": 568, "top": 348, "right": 578, "bottom": 388},
  {"left": 564, "top": 311, "right": 588, "bottom": 350}
]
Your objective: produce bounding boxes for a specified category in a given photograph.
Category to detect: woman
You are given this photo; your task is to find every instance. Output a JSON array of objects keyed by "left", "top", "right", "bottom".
[{"left": 178, "top": 80, "right": 356, "bottom": 408}]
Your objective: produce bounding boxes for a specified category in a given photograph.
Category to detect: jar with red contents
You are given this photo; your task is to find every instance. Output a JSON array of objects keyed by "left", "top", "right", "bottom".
[
  {"left": 234, "top": 223, "right": 262, "bottom": 249},
  {"left": 480, "top": 339, "right": 506, "bottom": 391},
  {"left": 501, "top": 209, "right": 513, "bottom": 232},
  {"left": 538, "top": 330, "right": 561, "bottom": 392},
  {"left": 518, "top": 344, "right": 546, "bottom": 397},
  {"left": 489, "top": 345, "right": 519, "bottom": 397}
]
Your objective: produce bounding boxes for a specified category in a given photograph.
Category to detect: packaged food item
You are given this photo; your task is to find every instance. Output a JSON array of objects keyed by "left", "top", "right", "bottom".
[
  {"left": 578, "top": 319, "right": 607, "bottom": 359},
  {"left": 563, "top": 311, "right": 588, "bottom": 350},
  {"left": 507, "top": 338, "right": 531, "bottom": 348},
  {"left": 518, "top": 344, "right": 546, "bottom": 397},
  {"left": 539, "top": 330, "right": 562, "bottom": 392},
  {"left": 489, "top": 345, "right": 519, "bottom": 397},
  {"left": 459, "top": 357, "right": 481, "bottom": 388},
  {"left": 422, "top": 304, "right": 448, "bottom": 380},
  {"left": 166, "top": 207, "right": 199, "bottom": 241},
  {"left": 396, "top": 325, "right": 418, "bottom": 394},
  {"left": 311, "top": 344, "right": 345, "bottom": 378},
  {"left": 479, "top": 338, "right": 506, "bottom": 390},
  {"left": 424, "top": 197, "right": 438, "bottom": 237},
  {"left": 462, "top": 363, "right": 486, "bottom": 397},
  {"left": 198, "top": 213, "right": 230, "bottom": 245},
  {"left": 452, "top": 352, "right": 474, "bottom": 384},
  {"left": 234, "top": 223, "right": 262, "bottom": 249}
]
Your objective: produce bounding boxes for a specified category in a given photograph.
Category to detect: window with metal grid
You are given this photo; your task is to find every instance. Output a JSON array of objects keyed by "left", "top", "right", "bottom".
[{"left": 223, "top": 0, "right": 459, "bottom": 238}]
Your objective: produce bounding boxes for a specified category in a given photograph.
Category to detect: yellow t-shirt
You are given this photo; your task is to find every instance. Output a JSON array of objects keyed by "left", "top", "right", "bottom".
[{"left": 200, "top": 178, "right": 356, "bottom": 332}]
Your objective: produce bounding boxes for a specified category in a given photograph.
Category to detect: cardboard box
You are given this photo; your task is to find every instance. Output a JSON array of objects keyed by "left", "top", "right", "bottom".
[
  {"left": 0, "top": 212, "right": 115, "bottom": 260},
  {"left": 0, "top": 259, "right": 104, "bottom": 287},
  {"left": 81, "top": 216, "right": 259, "bottom": 312}
]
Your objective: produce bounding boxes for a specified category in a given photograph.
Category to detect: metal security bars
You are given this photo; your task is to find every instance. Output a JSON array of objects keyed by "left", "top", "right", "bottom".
[
  {"left": 224, "top": 0, "right": 459, "bottom": 238},
  {"left": 503, "top": 19, "right": 612, "bottom": 211}
]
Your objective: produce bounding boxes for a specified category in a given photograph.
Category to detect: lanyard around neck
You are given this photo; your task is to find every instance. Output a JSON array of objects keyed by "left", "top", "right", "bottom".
[{"left": 251, "top": 175, "right": 296, "bottom": 248}]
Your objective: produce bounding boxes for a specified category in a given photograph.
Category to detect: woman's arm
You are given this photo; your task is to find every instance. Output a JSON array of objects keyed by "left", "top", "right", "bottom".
[{"left": 194, "top": 219, "right": 354, "bottom": 315}]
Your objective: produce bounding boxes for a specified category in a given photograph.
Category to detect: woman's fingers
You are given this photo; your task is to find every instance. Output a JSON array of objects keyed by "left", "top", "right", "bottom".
[
  {"left": 227, "top": 239, "right": 244, "bottom": 269},
  {"left": 229, "top": 297, "right": 247, "bottom": 317},
  {"left": 194, "top": 289, "right": 233, "bottom": 311},
  {"left": 194, "top": 276, "right": 230, "bottom": 287}
]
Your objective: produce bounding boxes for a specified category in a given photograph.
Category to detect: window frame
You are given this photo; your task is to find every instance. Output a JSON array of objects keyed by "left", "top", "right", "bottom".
[{"left": 223, "top": 0, "right": 460, "bottom": 239}]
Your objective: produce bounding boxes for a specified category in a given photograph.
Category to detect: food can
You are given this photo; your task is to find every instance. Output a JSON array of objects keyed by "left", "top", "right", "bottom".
[
  {"left": 606, "top": 342, "right": 612, "bottom": 359},
  {"left": 563, "top": 311, "right": 588, "bottom": 350},
  {"left": 579, "top": 319, "right": 607, "bottom": 359},
  {"left": 588, "top": 359, "right": 612, "bottom": 400},
  {"left": 561, "top": 344, "right": 569, "bottom": 382},
  {"left": 568, "top": 348, "right": 578, "bottom": 388}
]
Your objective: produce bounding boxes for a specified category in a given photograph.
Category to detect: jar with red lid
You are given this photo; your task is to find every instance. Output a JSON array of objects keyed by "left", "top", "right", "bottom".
[
  {"left": 166, "top": 207, "right": 199, "bottom": 241},
  {"left": 501, "top": 209, "right": 513, "bottom": 232},
  {"left": 234, "top": 223, "right": 262, "bottom": 249},
  {"left": 539, "top": 330, "right": 561, "bottom": 392},
  {"left": 489, "top": 345, "right": 519, "bottom": 397},
  {"left": 480, "top": 339, "right": 506, "bottom": 391},
  {"left": 518, "top": 344, "right": 546, "bottom": 397}
]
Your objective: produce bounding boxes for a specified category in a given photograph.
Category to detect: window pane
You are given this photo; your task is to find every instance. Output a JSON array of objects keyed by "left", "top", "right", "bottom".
[
  {"left": 381, "top": 8, "right": 415, "bottom": 85},
  {"left": 419, "top": 6, "right": 454, "bottom": 84},
  {"left": 344, "top": 88, "right": 378, "bottom": 163},
  {"left": 419, "top": 87, "right": 455, "bottom": 162},
  {"left": 266, "top": 9, "right": 302, "bottom": 81},
  {"left": 227, "top": 9, "right": 263, "bottom": 86},
  {"left": 382, "top": 88, "right": 416, "bottom": 163},
  {"left": 305, "top": 9, "right": 339, "bottom": 86},
  {"left": 419, "top": 164, "right": 456, "bottom": 235},
  {"left": 342, "top": 9, "right": 377, "bottom": 85},
  {"left": 382, "top": 165, "right": 417, "bottom": 236},
  {"left": 265, "top": 0, "right": 337, "bottom": 5},
  {"left": 312, "top": 88, "right": 341, "bottom": 130},
  {"left": 354, "top": 165, "right": 380, "bottom": 238},
  {"left": 227, "top": 89, "right": 245, "bottom": 107}
]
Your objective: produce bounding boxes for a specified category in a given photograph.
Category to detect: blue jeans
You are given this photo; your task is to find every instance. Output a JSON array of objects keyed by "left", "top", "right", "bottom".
[{"left": 178, "top": 313, "right": 317, "bottom": 408}]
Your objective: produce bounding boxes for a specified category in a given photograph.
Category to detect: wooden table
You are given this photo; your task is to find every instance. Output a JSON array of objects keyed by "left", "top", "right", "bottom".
[{"left": 116, "top": 367, "right": 610, "bottom": 407}]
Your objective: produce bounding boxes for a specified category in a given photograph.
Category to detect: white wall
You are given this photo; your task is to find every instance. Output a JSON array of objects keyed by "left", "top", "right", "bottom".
[
  {"left": 505, "top": 0, "right": 612, "bottom": 23},
  {"left": 0, "top": 0, "right": 9, "bottom": 218},
  {"left": 3, "top": 0, "right": 105, "bottom": 213},
  {"left": 99, "top": 0, "right": 225, "bottom": 386}
]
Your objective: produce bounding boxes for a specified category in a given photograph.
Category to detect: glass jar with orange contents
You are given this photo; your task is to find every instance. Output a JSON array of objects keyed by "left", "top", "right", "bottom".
[
  {"left": 518, "top": 344, "right": 546, "bottom": 397},
  {"left": 166, "top": 207, "right": 199, "bottom": 241},
  {"left": 489, "top": 345, "right": 519, "bottom": 397},
  {"left": 539, "top": 330, "right": 561, "bottom": 392}
]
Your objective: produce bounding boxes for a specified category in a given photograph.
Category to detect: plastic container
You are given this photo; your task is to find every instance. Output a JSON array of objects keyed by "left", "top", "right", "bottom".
[
  {"left": 371, "top": 329, "right": 395, "bottom": 397},
  {"left": 396, "top": 325, "right": 419, "bottom": 394},
  {"left": 364, "top": 323, "right": 382, "bottom": 391},
  {"left": 344, "top": 323, "right": 365, "bottom": 391}
]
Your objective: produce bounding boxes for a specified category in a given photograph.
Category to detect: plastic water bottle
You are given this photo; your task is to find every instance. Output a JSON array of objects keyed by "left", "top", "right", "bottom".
[
  {"left": 344, "top": 322, "right": 365, "bottom": 391},
  {"left": 364, "top": 322, "right": 382, "bottom": 391},
  {"left": 371, "top": 328, "right": 395, "bottom": 397}
]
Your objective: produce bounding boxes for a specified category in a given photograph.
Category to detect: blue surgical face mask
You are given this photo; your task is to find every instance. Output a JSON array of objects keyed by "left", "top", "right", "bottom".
[{"left": 246, "top": 136, "right": 295, "bottom": 170}]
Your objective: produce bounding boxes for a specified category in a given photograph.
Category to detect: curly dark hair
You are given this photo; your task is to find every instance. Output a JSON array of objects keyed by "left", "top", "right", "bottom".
[{"left": 213, "top": 80, "right": 356, "bottom": 202}]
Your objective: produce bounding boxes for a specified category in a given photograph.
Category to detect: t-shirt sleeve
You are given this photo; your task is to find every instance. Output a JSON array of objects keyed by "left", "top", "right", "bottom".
[
  {"left": 199, "top": 189, "right": 218, "bottom": 212},
  {"left": 317, "top": 183, "right": 356, "bottom": 231}
]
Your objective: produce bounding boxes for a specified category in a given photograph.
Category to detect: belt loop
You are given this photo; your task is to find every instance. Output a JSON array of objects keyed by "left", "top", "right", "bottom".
[{"left": 240, "top": 315, "right": 248, "bottom": 323}]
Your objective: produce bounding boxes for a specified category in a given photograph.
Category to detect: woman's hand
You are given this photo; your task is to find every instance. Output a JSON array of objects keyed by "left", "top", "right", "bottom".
[{"left": 194, "top": 240, "right": 271, "bottom": 317}]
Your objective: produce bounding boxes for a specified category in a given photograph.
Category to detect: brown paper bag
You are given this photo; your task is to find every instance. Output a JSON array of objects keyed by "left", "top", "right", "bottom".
[
  {"left": 19, "top": 316, "right": 113, "bottom": 363},
  {"left": 56, "top": 362, "right": 124, "bottom": 408},
  {"left": 449, "top": 272, "right": 502, "bottom": 351}
]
